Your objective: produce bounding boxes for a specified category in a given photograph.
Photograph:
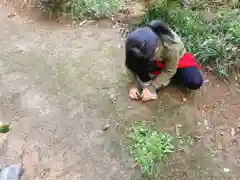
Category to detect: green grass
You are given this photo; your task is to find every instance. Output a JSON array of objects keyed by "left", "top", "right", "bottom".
[
  {"left": 126, "top": 124, "right": 174, "bottom": 177},
  {"left": 35, "top": 0, "right": 124, "bottom": 19},
  {"left": 0, "top": 124, "right": 10, "bottom": 133},
  {"left": 71, "top": 0, "right": 123, "bottom": 19},
  {"left": 133, "top": 1, "right": 240, "bottom": 77}
]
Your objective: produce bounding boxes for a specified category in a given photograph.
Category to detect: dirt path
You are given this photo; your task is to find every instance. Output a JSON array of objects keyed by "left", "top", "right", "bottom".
[
  {"left": 0, "top": 5, "right": 138, "bottom": 180},
  {"left": 0, "top": 4, "right": 240, "bottom": 180}
]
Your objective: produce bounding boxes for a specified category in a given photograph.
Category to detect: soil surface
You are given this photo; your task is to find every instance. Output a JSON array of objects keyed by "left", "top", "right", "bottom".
[{"left": 0, "top": 2, "right": 240, "bottom": 180}]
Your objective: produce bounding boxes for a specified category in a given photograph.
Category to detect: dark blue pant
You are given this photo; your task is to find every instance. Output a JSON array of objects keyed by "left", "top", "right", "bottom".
[{"left": 172, "top": 67, "right": 203, "bottom": 90}]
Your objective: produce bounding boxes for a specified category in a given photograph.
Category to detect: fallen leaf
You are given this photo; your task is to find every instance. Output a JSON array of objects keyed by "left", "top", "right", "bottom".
[
  {"left": 230, "top": 128, "right": 236, "bottom": 136},
  {"left": 79, "top": 20, "right": 88, "bottom": 27},
  {"left": 132, "top": 163, "right": 140, "bottom": 169},
  {"left": 7, "top": 13, "right": 16, "bottom": 19},
  {"left": 102, "top": 124, "right": 110, "bottom": 131},
  {"left": 114, "top": 122, "right": 119, "bottom": 129},
  {"left": 204, "top": 119, "right": 209, "bottom": 129},
  {"left": 206, "top": 66, "right": 213, "bottom": 71}
]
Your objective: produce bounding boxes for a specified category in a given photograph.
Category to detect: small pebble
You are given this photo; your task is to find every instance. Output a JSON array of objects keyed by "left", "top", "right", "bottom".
[
  {"left": 175, "top": 124, "right": 182, "bottom": 136},
  {"left": 182, "top": 97, "right": 187, "bottom": 102},
  {"left": 230, "top": 128, "right": 236, "bottom": 136},
  {"left": 223, "top": 168, "right": 230, "bottom": 173},
  {"left": 236, "top": 88, "right": 240, "bottom": 93},
  {"left": 204, "top": 119, "right": 209, "bottom": 128},
  {"left": 204, "top": 79, "right": 209, "bottom": 83},
  {"left": 114, "top": 122, "right": 119, "bottom": 129}
]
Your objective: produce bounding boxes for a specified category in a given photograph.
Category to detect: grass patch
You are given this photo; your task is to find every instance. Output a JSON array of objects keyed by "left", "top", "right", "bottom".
[
  {"left": 132, "top": 1, "right": 240, "bottom": 77},
  {"left": 126, "top": 124, "right": 174, "bottom": 177},
  {"left": 71, "top": 0, "right": 123, "bottom": 19},
  {"left": 35, "top": 0, "right": 124, "bottom": 19}
]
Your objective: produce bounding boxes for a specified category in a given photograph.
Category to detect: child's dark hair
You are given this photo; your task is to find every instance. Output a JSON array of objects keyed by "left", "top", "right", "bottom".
[{"left": 126, "top": 40, "right": 147, "bottom": 59}]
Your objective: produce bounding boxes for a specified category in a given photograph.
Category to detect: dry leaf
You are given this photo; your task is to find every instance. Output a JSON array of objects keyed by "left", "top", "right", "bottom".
[
  {"left": 102, "top": 124, "right": 110, "bottom": 131},
  {"left": 230, "top": 128, "right": 236, "bottom": 136}
]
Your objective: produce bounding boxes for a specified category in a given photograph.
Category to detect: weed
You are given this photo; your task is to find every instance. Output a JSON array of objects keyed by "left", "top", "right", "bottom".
[
  {"left": 35, "top": 0, "right": 71, "bottom": 18},
  {"left": 127, "top": 124, "right": 174, "bottom": 176},
  {"left": 0, "top": 124, "right": 10, "bottom": 133},
  {"left": 71, "top": 0, "right": 123, "bottom": 19},
  {"left": 34, "top": 0, "right": 123, "bottom": 19}
]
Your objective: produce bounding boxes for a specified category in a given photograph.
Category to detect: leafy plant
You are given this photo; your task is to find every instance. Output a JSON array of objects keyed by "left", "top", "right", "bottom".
[
  {"left": 127, "top": 125, "right": 174, "bottom": 176},
  {"left": 35, "top": 0, "right": 71, "bottom": 18},
  {"left": 71, "top": 0, "right": 123, "bottom": 19},
  {"left": 34, "top": 0, "right": 123, "bottom": 19},
  {"left": 0, "top": 124, "right": 10, "bottom": 133}
]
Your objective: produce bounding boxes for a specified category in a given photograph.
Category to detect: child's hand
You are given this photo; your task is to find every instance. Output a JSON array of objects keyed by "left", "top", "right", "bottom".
[
  {"left": 141, "top": 88, "right": 157, "bottom": 102},
  {"left": 129, "top": 87, "right": 140, "bottom": 100}
]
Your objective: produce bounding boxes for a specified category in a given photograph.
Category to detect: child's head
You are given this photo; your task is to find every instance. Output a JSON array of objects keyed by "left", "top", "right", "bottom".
[{"left": 125, "top": 27, "right": 158, "bottom": 62}]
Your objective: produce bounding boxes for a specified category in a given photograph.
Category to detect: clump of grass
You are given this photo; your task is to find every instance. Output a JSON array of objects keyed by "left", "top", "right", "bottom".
[
  {"left": 34, "top": 0, "right": 123, "bottom": 19},
  {"left": 71, "top": 0, "right": 123, "bottom": 19},
  {"left": 133, "top": 1, "right": 239, "bottom": 77},
  {"left": 127, "top": 124, "right": 174, "bottom": 176},
  {"left": 35, "top": 0, "right": 71, "bottom": 18},
  {"left": 0, "top": 124, "right": 10, "bottom": 133},
  {"left": 189, "top": 0, "right": 240, "bottom": 10}
]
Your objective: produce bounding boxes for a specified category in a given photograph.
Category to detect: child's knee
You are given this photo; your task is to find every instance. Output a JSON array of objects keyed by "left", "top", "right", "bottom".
[{"left": 185, "top": 76, "right": 203, "bottom": 90}]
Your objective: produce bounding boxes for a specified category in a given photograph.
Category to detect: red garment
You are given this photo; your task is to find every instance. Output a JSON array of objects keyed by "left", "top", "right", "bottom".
[{"left": 151, "top": 52, "right": 200, "bottom": 75}]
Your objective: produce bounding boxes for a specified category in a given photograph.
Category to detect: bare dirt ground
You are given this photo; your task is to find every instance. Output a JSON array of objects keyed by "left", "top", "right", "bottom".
[{"left": 0, "top": 2, "right": 240, "bottom": 180}]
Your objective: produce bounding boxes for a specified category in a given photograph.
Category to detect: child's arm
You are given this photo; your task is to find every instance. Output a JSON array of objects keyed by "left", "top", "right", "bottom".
[{"left": 152, "top": 41, "right": 186, "bottom": 89}]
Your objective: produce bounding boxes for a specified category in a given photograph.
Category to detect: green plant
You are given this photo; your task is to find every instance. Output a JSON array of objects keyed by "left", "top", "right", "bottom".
[
  {"left": 127, "top": 125, "right": 174, "bottom": 176},
  {"left": 71, "top": 0, "right": 123, "bottom": 19},
  {"left": 35, "top": 0, "right": 71, "bottom": 17},
  {"left": 213, "top": 9, "right": 240, "bottom": 45},
  {"left": 34, "top": 0, "right": 123, "bottom": 19},
  {"left": 0, "top": 124, "right": 10, "bottom": 133}
]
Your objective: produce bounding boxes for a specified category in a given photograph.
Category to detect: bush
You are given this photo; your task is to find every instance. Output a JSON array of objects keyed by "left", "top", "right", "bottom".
[
  {"left": 133, "top": 1, "right": 240, "bottom": 77},
  {"left": 35, "top": 0, "right": 123, "bottom": 19}
]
